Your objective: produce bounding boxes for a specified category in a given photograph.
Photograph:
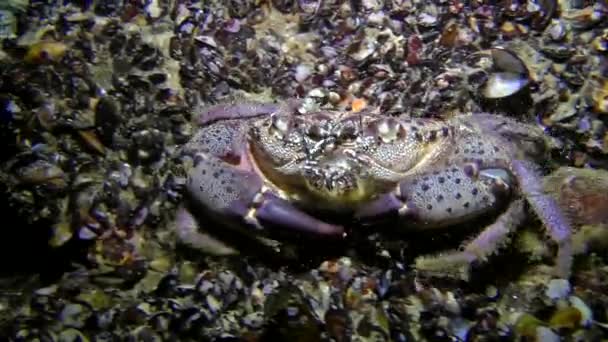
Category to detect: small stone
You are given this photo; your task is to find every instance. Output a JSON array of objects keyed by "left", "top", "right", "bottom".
[
  {"left": 243, "top": 312, "right": 264, "bottom": 329},
  {"left": 485, "top": 285, "right": 498, "bottom": 299},
  {"left": 328, "top": 92, "right": 341, "bottom": 104},
  {"left": 547, "top": 20, "right": 566, "bottom": 41},
  {"left": 60, "top": 303, "right": 90, "bottom": 328},
  {"left": 35, "top": 285, "right": 58, "bottom": 296},
  {"left": 78, "top": 226, "right": 99, "bottom": 240},
  {"left": 308, "top": 88, "right": 326, "bottom": 98},
  {"left": 536, "top": 326, "right": 560, "bottom": 342},
  {"left": 294, "top": 64, "right": 312, "bottom": 83},
  {"left": 545, "top": 279, "right": 571, "bottom": 300}
]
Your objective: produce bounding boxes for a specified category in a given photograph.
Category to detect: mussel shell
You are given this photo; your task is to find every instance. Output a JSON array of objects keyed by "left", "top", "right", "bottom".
[
  {"left": 540, "top": 44, "right": 576, "bottom": 62},
  {"left": 530, "top": 0, "right": 557, "bottom": 31},
  {"left": 14, "top": 159, "right": 67, "bottom": 188},
  {"left": 489, "top": 48, "right": 529, "bottom": 75},
  {"left": 482, "top": 72, "right": 530, "bottom": 99},
  {"left": 478, "top": 87, "right": 534, "bottom": 116},
  {"left": 467, "top": 48, "right": 533, "bottom": 114}
]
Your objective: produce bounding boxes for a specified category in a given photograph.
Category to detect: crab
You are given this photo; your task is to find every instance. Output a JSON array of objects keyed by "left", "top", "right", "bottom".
[{"left": 175, "top": 100, "right": 573, "bottom": 281}]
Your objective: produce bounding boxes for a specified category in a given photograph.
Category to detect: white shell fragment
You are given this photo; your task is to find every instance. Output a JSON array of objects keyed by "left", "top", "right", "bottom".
[{"left": 483, "top": 72, "right": 530, "bottom": 99}]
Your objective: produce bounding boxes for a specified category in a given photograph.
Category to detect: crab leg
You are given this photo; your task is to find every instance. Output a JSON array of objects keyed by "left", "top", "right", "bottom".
[
  {"left": 414, "top": 199, "right": 525, "bottom": 281},
  {"left": 356, "top": 162, "right": 520, "bottom": 281},
  {"left": 509, "top": 160, "right": 573, "bottom": 279},
  {"left": 174, "top": 206, "right": 238, "bottom": 255},
  {"left": 196, "top": 99, "right": 302, "bottom": 126}
]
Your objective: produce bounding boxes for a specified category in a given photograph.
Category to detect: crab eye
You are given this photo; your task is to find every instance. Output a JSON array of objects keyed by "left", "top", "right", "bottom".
[
  {"left": 307, "top": 124, "right": 328, "bottom": 141},
  {"left": 367, "top": 118, "right": 406, "bottom": 143},
  {"left": 334, "top": 119, "right": 359, "bottom": 141},
  {"left": 270, "top": 115, "right": 291, "bottom": 138}
]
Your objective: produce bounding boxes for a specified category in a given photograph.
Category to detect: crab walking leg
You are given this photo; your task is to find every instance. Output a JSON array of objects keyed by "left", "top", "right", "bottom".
[
  {"left": 510, "top": 160, "right": 573, "bottom": 279},
  {"left": 174, "top": 206, "right": 238, "bottom": 255},
  {"left": 414, "top": 199, "right": 526, "bottom": 281},
  {"left": 196, "top": 102, "right": 279, "bottom": 126},
  {"left": 196, "top": 99, "right": 302, "bottom": 126},
  {"left": 188, "top": 154, "right": 345, "bottom": 237},
  {"left": 356, "top": 163, "right": 511, "bottom": 227}
]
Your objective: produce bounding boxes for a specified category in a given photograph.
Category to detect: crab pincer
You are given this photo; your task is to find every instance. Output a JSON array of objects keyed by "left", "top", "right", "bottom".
[{"left": 187, "top": 153, "right": 343, "bottom": 236}]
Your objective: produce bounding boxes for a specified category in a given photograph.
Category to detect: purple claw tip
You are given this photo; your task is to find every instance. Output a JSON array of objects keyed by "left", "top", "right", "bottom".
[{"left": 356, "top": 193, "right": 403, "bottom": 219}]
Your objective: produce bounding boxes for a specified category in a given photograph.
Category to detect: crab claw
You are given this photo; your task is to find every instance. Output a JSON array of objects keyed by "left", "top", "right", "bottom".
[
  {"left": 356, "top": 164, "right": 512, "bottom": 228},
  {"left": 187, "top": 153, "right": 344, "bottom": 239},
  {"left": 232, "top": 192, "right": 345, "bottom": 237},
  {"left": 355, "top": 193, "right": 405, "bottom": 221},
  {"left": 174, "top": 206, "right": 239, "bottom": 255}
]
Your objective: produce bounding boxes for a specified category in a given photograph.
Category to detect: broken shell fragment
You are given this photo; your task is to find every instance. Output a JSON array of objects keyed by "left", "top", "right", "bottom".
[
  {"left": 15, "top": 159, "right": 67, "bottom": 188},
  {"left": 543, "top": 167, "right": 608, "bottom": 227},
  {"left": 562, "top": 3, "right": 607, "bottom": 30},
  {"left": 78, "top": 130, "right": 106, "bottom": 155},
  {"left": 585, "top": 76, "right": 608, "bottom": 114},
  {"left": 49, "top": 221, "right": 74, "bottom": 247},
  {"left": 24, "top": 41, "right": 68, "bottom": 64}
]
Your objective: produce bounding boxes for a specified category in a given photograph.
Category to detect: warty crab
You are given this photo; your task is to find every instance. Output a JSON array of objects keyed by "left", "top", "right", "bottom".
[{"left": 175, "top": 100, "right": 573, "bottom": 281}]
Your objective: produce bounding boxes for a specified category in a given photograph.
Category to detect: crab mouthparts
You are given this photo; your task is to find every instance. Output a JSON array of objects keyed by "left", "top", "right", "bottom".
[{"left": 303, "top": 158, "right": 369, "bottom": 203}]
